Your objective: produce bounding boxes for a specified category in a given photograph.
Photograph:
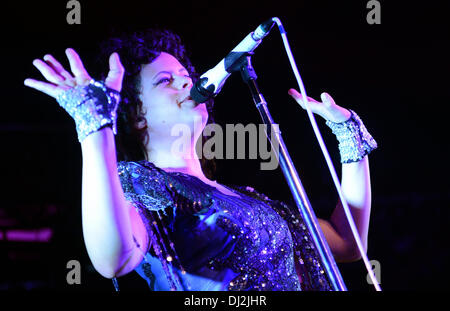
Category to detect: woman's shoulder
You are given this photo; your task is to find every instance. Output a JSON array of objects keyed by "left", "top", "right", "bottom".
[
  {"left": 117, "top": 160, "right": 176, "bottom": 211},
  {"left": 117, "top": 160, "right": 169, "bottom": 190},
  {"left": 118, "top": 159, "right": 157, "bottom": 171}
]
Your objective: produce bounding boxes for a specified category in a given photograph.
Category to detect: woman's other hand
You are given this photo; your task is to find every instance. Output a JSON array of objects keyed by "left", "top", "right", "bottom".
[{"left": 288, "top": 88, "right": 351, "bottom": 123}]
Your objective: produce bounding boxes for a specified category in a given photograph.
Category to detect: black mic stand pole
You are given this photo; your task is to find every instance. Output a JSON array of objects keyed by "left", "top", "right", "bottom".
[{"left": 234, "top": 53, "right": 347, "bottom": 291}]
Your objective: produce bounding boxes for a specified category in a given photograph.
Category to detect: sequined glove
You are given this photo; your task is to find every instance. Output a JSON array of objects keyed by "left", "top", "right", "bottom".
[
  {"left": 326, "top": 110, "right": 378, "bottom": 163},
  {"left": 56, "top": 79, "right": 120, "bottom": 142}
]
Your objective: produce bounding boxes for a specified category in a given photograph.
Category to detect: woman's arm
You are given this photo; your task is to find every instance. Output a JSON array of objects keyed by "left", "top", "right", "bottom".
[
  {"left": 81, "top": 127, "right": 148, "bottom": 278},
  {"left": 25, "top": 49, "right": 148, "bottom": 278},
  {"left": 318, "top": 156, "right": 372, "bottom": 262},
  {"left": 288, "top": 89, "right": 374, "bottom": 262}
]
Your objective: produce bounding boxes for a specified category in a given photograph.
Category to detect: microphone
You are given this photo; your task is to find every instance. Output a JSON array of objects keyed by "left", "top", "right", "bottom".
[{"left": 190, "top": 18, "right": 275, "bottom": 103}]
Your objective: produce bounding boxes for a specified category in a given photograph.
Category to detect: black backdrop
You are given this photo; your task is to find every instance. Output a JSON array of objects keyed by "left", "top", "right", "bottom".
[{"left": 1, "top": 0, "right": 449, "bottom": 292}]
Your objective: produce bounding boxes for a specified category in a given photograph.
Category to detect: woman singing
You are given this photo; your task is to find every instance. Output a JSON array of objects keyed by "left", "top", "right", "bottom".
[{"left": 24, "top": 28, "right": 377, "bottom": 291}]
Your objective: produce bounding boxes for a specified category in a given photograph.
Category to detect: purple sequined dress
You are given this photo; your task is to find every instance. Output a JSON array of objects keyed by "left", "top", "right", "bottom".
[{"left": 118, "top": 160, "right": 332, "bottom": 291}]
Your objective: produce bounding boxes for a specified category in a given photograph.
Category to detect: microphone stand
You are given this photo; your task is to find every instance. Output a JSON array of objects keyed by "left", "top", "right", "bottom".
[{"left": 232, "top": 53, "right": 347, "bottom": 291}]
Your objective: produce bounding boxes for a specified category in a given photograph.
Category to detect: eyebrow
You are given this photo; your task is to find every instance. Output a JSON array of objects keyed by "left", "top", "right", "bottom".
[{"left": 153, "top": 68, "right": 189, "bottom": 80}]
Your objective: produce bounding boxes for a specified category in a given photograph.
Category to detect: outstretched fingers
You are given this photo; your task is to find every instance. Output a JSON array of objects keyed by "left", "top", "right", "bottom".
[
  {"left": 288, "top": 88, "right": 320, "bottom": 110},
  {"left": 26, "top": 57, "right": 71, "bottom": 98},
  {"left": 43, "top": 54, "right": 76, "bottom": 87},
  {"left": 32, "top": 59, "right": 65, "bottom": 85},
  {"left": 65, "top": 48, "right": 91, "bottom": 85},
  {"left": 24, "top": 78, "right": 69, "bottom": 98},
  {"left": 288, "top": 89, "right": 350, "bottom": 122}
]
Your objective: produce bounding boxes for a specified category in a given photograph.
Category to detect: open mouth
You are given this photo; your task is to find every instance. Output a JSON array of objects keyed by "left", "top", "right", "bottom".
[
  {"left": 181, "top": 95, "right": 193, "bottom": 103},
  {"left": 178, "top": 95, "right": 196, "bottom": 107}
]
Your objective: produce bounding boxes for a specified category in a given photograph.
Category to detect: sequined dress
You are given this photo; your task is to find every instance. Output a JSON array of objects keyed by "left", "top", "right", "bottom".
[{"left": 117, "top": 160, "right": 332, "bottom": 291}]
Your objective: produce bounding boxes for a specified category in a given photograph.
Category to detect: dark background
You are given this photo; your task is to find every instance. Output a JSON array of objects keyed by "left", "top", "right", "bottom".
[{"left": 1, "top": 0, "right": 449, "bottom": 292}]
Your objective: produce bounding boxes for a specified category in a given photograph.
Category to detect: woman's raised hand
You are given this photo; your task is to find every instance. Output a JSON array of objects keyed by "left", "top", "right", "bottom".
[
  {"left": 24, "top": 48, "right": 124, "bottom": 99},
  {"left": 288, "top": 88, "right": 351, "bottom": 123}
]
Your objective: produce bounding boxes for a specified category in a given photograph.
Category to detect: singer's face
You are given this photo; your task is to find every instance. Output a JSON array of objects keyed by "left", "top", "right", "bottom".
[{"left": 138, "top": 52, "right": 208, "bottom": 138}]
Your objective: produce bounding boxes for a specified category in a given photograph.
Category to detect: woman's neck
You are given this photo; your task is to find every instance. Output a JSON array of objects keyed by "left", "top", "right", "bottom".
[{"left": 146, "top": 134, "right": 210, "bottom": 182}]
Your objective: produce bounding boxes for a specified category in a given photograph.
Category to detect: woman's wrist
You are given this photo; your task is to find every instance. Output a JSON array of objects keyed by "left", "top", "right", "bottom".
[
  {"left": 328, "top": 107, "right": 352, "bottom": 123},
  {"left": 326, "top": 110, "right": 378, "bottom": 163},
  {"left": 80, "top": 126, "right": 117, "bottom": 159},
  {"left": 56, "top": 79, "right": 120, "bottom": 142}
]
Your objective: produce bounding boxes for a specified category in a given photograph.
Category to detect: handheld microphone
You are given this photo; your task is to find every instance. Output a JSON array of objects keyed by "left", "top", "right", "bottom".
[{"left": 190, "top": 18, "right": 275, "bottom": 103}]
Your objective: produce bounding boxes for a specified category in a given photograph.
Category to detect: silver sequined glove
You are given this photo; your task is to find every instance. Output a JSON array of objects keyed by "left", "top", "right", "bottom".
[
  {"left": 326, "top": 110, "right": 378, "bottom": 163},
  {"left": 56, "top": 80, "right": 120, "bottom": 142}
]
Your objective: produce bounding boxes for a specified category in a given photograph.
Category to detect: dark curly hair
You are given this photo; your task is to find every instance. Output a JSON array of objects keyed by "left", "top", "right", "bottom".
[{"left": 99, "top": 28, "right": 216, "bottom": 179}]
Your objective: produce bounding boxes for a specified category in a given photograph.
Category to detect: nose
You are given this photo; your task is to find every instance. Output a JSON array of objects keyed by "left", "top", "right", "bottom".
[{"left": 173, "top": 74, "right": 193, "bottom": 90}]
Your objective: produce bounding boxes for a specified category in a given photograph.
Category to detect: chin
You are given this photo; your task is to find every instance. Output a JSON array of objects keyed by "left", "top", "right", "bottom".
[{"left": 193, "top": 103, "right": 209, "bottom": 124}]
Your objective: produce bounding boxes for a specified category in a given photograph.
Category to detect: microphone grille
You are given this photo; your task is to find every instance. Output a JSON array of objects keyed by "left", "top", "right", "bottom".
[{"left": 253, "top": 18, "right": 275, "bottom": 40}]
